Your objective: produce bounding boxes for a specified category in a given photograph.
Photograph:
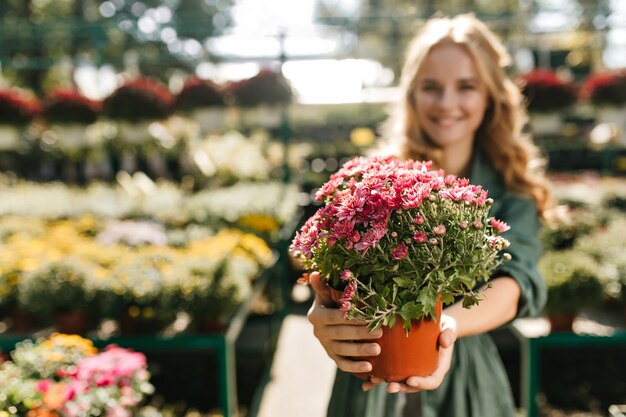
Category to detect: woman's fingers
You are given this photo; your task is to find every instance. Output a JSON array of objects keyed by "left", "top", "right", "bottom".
[
  {"left": 334, "top": 356, "right": 373, "bottom": 374},
  {"left": 330, "top": 340, "right": 380, "bottom": 357}
]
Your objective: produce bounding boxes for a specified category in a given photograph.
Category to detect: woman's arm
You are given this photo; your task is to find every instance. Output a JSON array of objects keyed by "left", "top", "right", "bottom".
[{"left": 446, "top": 276, "right": 521, "bottom": 338}]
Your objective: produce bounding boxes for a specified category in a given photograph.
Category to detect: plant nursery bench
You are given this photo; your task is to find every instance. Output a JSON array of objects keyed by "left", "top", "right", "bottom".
[
  {"left": 0, "top": 264, "right": 281, "bottom": 417},
  {"left": 511, "top": 316, "right": 626, "bottom": 417}
]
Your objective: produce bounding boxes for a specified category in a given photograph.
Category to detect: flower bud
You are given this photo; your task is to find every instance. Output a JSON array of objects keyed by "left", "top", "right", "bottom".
[
  {"left": 473, "top": 220, "right": 483, "bottom": 229},
  {"left": 503, "top": 253, "right": 512, "bottom": 261},
  {"left": 459, "top": 220, "right": 468, "bottom": 230},
  {"left": 486, "top": 198, "right": 494, "bottom": 206},
  {"left": 428, "top": 194, "right": 436, "bottom": 202},
  {"left": 414, "top": 215, "right": 425, "bottom": 225},
  {"left": 433, "top": 224, "right": 446, "bottom": 235},
  {"left": 428, "top": 238, "right": 438, "bottom": 245},
  {"left": 391, "top": 231, "right": 398, "bottom": 238}
]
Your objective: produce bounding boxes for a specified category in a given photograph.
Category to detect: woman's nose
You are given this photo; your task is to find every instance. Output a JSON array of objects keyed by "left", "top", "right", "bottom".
[{"left": 437, "top": 87, "right": 457, "bottom": 109}]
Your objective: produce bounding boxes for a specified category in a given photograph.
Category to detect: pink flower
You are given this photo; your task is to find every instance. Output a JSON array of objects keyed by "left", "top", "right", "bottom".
[
  {"left": 433, "top": 224, "right": 446, "bottom": 235},
  {"left": 473, "top": 220, "right": 483, "bottom": 229},
  {"left": 413, "top": 231, "right": 427, "bottom": 243},
  {"left": 354, "top": 220, "right": 387, "bottom": 252},
  {"left": 340, "top": 269, "right": 353, "bottom": 281},
  {"left": 37, "top": 379, "right": 52, "bottom": 393},
  {"left": 414, "top": 215, "right": 424, "bottom": 225},
  {"left": 339, "top": 280, "right": 357, "bottom": 318},
  {"left": 349, "top": 230, "right": 361, "bottom": 243},
  {"left": 391, "top": 243, "right": 408, "bottom": 260},
  {"left": 490, "top": 218, "right": 510, "bottom": 233},
  {"left": 289, "top": 211, "right": 322, "bottom": 257}
]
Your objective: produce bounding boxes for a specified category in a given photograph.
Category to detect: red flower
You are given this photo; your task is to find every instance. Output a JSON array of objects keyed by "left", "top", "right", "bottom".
[
  {"left": 579, "top": 70, "right": 626, "bottom": 106},
  {"left": 516, "top": 69, "right": 577, "bottom": 112},
  {"left": 0, "top": 88, "right": 40, "bottom": 125},
  {"left": 391, "top": 243, "right": 409, "bottom": 260}
]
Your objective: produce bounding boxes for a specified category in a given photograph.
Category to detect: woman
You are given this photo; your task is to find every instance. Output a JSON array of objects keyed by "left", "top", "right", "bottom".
[{"left": 307, "top": 14, "right": 552, "bottom": 417}]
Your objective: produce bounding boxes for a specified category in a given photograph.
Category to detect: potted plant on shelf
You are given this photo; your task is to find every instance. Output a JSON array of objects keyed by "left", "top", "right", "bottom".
[
  {"left": 228, "top": 68, "right": 293, "bottom": 129},
  {"left": 0, "top": 333, "right": 154, "bottom": 417},
  {"left": 538, "top": 249, "right": 605, "bottom": 332},
  {"left": 96, "top": 253, "right": 179, "bottom": 335},
  {"left": 17, "top": 259, "right": 98, "bottom": 335},
  {"left": 580, "top": 70, "right": 626, "bottom": 144},
  {"left": 42, "top": 88, "right": 100, "bottom": 151},
  {"left": 0, "top": 88, "right": 40, "bottom": 151},
  {"left": 290, "top": 156, "right": 511, "bottom": 382},
  {"left": 539, "top": 205, "right": 598, "bottom": 251},
  {"left": 517, "top": 69, "right": 577, "bottom": 136},
  {"left": 176, "top": 77, "right": 228, "bottom": 134},
  {"left": 102, "top": 77, "right": 174, "bottom": 145}
]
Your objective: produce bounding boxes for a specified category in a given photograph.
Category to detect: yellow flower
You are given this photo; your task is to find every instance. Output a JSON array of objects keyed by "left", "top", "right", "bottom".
[
  {"left": 15, "top": 258, "right": 40, "bottom": 272},
  {"left": 237, "top": 214, "right": 279, "bottom": 233}
]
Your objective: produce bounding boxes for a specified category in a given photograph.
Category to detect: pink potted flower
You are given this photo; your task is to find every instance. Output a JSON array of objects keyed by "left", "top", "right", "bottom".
[{"left": 290, "top": 156, "right": 511, "bottom": 382}]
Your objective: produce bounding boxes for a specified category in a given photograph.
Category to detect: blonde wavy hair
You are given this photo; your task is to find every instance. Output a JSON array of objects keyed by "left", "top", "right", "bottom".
[{"left": 382, "top": 14, "right": 551, "bottom": 217}]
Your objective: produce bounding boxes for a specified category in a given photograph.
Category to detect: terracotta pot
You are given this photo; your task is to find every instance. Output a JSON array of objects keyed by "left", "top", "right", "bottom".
[
  {"left": 329, "top": 286, "right": 441, "bottom": 382},
  {"left": 548, "top": 313, "right": 575, "bottom": 333}
]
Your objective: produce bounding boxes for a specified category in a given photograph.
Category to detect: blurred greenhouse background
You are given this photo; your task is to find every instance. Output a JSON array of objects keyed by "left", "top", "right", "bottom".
[{"left": 0, "top": 1, "right": 625, "bottom": 417}]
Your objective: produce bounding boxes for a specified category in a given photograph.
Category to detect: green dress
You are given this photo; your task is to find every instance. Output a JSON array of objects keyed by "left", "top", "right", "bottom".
[{"left": 326, "top": 149, "right": 547, "bottom": 417}]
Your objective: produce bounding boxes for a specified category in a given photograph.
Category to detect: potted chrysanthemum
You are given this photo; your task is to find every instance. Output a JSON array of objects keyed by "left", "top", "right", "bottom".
[
  {"left": 538, "top": 249, "right": 605, "bottom": 332},
  {"left": 1, "top": 333, "right": 154, "bottom": 416},
  {"left": 42, "top": 89, "right": 101, "bottom": 151},
  {"left": 580, "top": 70, "right": 626, "bottom": 144},
  {"left": 517, "top": 69, "right": 577, "bottom": 136},
  {"left": 0, "top": 88, "right": 40, "bottom": 151},
  {"left": 228, "top": 68, "right": 293, "bottom": 129},
  {"left": 290, "top": 156, "right": 511, "bottom": 381},
  {"left": 17, "top": 259, "right": 98, "bottom": 335},
  {"left": 102, "top": 77, "right": 174, "bottom": 145},
  {"left": 176, "top": 77, "right": 228, "bottom": 134}
]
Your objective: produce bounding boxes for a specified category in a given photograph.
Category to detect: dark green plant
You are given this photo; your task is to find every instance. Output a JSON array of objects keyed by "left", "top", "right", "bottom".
[
  {"left": 540, "top": 207, "right": 598, "bottom": 251},
  {"left": 17, "top": 260, "right": 96, "bottom": 316},
  {"left": 176, "top": 77, "right": 226, "bottom": 112},
  {"left": 229, "top": 69, "right": 293, "bottom": 107},
  {"left": 539, "top": 250, "right": 605, "bottom": 315},
  {"left": 103, "top": 78, "right": 173, "bottom": 122},
  {"left": 43, "top": 89, "right": 100, "bottom": 125}
]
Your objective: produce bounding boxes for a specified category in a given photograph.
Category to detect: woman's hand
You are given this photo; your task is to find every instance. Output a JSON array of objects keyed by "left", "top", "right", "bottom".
[
  {"left": 362, "top": 314, "right": 458, "bottom": 393},
  {"left": 307, "top": 272, "right": 383, "bottom": 374}
]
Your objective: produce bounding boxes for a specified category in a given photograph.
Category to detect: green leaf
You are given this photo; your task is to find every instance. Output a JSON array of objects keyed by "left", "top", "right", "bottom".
[
  {"left": 441, "top": 293, "right": 455, "bottom": 305},
  {"left": 393, "top": 277, "right": 414, "bottom": 288}
]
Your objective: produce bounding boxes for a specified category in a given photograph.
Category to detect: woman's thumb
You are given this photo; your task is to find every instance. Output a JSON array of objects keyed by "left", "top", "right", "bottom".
[{"left": 308, "top": 271, "right": 334, "bottom": 307}]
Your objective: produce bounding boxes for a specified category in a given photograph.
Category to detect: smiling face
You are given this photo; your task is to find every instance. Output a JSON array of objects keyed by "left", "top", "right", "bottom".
[{"left": 414, "top": 43, "right": 490, "bottom": 156}]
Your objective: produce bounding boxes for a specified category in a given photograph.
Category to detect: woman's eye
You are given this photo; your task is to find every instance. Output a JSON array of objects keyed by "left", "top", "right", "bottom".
[
  {"left": 459, "top": 84, "right": 476, "bottom": 90},
  {"left": 422, "top": 85, "right": 440, "bottom": 92}
]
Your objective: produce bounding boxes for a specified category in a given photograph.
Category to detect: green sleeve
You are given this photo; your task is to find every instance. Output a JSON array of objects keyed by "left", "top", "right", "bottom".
[{"left": 491, "top": 193, "right": 547, "bottom": 318}]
